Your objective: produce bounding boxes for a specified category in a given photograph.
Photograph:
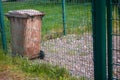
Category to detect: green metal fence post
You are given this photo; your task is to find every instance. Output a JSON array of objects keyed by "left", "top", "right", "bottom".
[
  {"left": 0, "top": 0, "right": 7, "bottom": 51},
  {"left": 62, "top": 0, "right": 66, "bottom": 35},
  {"left": 92, "top": 0, "right": 106, "bottom": 80},
  {"left": 107, "top": 0, "right": 113, "bottom": 80},
  {"left": 118, "top": 0, "right": 120, "bottom": 22}
]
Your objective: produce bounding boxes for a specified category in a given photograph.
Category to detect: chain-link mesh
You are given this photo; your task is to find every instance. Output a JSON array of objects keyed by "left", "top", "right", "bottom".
[
  {"left": 2, "top": 0, "right": 94, "bottom": 79},
  {"left": 112, "top": 0, "right": 120, "bottom": 79}
]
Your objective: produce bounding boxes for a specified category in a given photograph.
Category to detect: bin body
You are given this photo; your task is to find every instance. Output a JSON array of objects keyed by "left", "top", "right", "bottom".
[{"left": 6, "top": 9, "right": 45, "bottom": 59}]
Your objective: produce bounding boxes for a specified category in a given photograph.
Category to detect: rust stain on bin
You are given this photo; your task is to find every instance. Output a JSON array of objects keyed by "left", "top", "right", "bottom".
[{"left": 6, "top": 9, "right": 45, "bottom": 59}]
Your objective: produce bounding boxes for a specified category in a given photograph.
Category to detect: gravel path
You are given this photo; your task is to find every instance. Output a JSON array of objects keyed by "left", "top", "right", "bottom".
[
  {"left": 34, "top": 34, "right": 94, "bottom": 79},
  {"left": 33, "top": 34, "right": 120, "bottom": 79},
  {"left": 113, "top": 36, "right": 120, "bottom": 79}
]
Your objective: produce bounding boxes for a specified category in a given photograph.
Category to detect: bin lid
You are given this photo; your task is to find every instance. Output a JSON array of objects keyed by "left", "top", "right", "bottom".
[{"left": 6, "top": 9, "right": 45, "bottom": 18}]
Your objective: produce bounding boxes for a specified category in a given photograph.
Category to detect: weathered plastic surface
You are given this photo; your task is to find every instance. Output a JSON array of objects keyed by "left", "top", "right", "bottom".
[{"left": 6, "top": 9, "right": 45, "bottom": 59}]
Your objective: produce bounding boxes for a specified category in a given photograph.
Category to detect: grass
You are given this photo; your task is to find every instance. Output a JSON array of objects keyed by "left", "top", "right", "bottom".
[
  {"left": 2, "top": 1, "right": 92, "bottom": 42},
  {"left": 0, "top": 50, "right": 83, "bottom": 80},
  {"left": 0, "top": 2, "right": 91, "bottom": 80}
]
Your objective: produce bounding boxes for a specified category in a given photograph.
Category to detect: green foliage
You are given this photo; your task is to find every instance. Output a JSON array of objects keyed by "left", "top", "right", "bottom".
[
  {"left": 0, "top": 50, "right": 83, "bottom": 80},
  {"left": 0, "top": 50, "right": 6, "bottom": 61},
  {"left": 2, "top": 2, "right": 92, "bottom": 42},
  {"left": 21, "top": 62, "right": 69, "bottom": 79},
  {"left": 26, "top": 0, "right": 91, "bottom": 3},
  {"left": 8, "top": 0, "right": 17, "bottom": 2}
]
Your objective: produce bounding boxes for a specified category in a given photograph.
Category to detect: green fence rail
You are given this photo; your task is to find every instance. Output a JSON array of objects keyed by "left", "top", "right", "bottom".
[
  {"left": 62, "top": 0, "right": 66, "bottom": 35},
  {"left": 1, "top": 0, "right": 94, "bottom": 79},
  {"left": 107, "top": 0, "right": 113, "bottom": 80},
  {"left": 92, "top": 0, "right": 106, "bottom": 80},
  {"left": 0, "top": 0, "right": 7, "bottom": 51},
  {"left": 1, "top": 0, "right": 118, "bottom": 80}
]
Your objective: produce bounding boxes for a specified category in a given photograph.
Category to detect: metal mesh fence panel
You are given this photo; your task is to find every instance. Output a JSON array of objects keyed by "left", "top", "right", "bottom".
[
  {"left": 2, "top": 0, "right": 94, "bottom": 79},
  {"left": 112, "top": 0, "right": 120, "bottom": 79}
]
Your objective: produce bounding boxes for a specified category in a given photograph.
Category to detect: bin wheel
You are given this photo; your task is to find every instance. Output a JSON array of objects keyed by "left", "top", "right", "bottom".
[{"left": 39, "top": 50, "right": 45, "bottom": 59}]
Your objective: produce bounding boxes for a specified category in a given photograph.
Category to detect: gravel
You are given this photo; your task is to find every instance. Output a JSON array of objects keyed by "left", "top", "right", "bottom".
[
  {"left": 33, "top": 34, "right": 120, "bottom": 79},
  {"left": 33, "top": 34, "right": 94, "bottom": 79}
]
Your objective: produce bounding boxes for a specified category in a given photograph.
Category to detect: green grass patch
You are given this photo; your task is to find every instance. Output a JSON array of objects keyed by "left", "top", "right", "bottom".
[
  {"left": 0, "top": 50, "right": 83, "bottom": 80},
  {"left": 2, "top": 2, "right": 92, "bottom": 42},
  {"left": 0, "top": 2, "right": 91, "bottom": 80}
]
